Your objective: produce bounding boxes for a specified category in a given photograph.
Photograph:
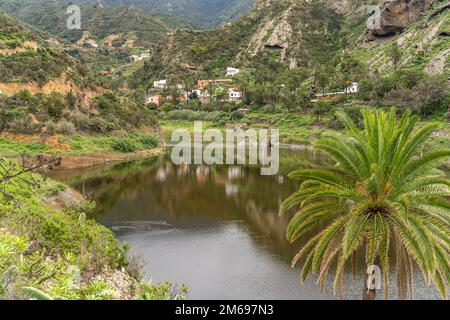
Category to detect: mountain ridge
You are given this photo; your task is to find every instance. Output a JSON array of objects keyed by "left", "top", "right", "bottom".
[
  {"left": 55, "top": 0, "right": 257, "bottom": 27},
  {"left": 129, "top": 0, "right": 449, "bottom": 84}
]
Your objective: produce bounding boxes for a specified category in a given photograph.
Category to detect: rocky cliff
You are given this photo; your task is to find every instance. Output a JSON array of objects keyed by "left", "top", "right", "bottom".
[
  {"left": 129, "top": 0, "right": 449, "bottom": 84},
  {"left": 371, "top": 0, "right": 439, "bottom": 36}
]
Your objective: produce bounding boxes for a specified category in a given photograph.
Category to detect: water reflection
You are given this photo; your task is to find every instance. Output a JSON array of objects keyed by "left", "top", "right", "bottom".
[{"left": 50, "top": 148, "right": 438, "bottom": 299}]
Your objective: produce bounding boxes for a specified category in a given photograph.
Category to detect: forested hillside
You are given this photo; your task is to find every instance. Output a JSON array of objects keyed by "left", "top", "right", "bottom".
[
  {"left": 67, "top": 0, "right": 256, "bottom": 27},
  {"left": 129, "top": 0, "right": 450, "bottom": 86},
  {"left": 0, "top": 1, "right": 176, "bottom": 47},
  {"left": 0, "top": 12, "right": 157, "bottom": 137}
]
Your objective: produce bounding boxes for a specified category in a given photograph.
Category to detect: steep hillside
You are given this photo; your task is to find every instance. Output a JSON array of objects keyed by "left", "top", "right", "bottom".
[
  {"left": 353, "top": 1, "right": 450, "bottom": 77},
  {"left": 0, "top": 12, "right": 101, "bottom": 90},
  {"left": 128, "top": 0, "right": 349, "bottom": 85},
  {"left": 0, "top": 1, "right": 173, "bottom": 48},
  {"left": 0, "top": 12, "right": 156, "bottom": 135},
  {"left": 128, "top": 0, "right": 449, "bottom": 86},
  {"left": 69, "top": 0, "right": 256, "bottom": 27}
]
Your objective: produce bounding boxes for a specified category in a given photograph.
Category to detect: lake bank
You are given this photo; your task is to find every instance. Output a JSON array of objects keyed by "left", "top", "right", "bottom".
[
  {"left": 54, "top": 149, "right": 441, "bottom": 299},
  {"left": 0, "top": 132, "right": 163, "bottom": 170}
]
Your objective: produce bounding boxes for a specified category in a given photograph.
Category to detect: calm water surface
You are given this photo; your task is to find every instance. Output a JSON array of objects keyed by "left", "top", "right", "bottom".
[{"left": 51, "top": 148, "right": 439, "bottom": 300}]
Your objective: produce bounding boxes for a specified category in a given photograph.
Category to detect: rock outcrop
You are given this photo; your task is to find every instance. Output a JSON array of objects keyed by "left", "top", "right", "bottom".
[{"left": 371, "top": 0, "right": 438, "bottom": 36}]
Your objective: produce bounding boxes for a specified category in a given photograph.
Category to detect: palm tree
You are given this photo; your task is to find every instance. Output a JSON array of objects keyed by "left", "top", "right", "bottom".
[
  {"left": 388, "top": 44, "right": 403, "bottom": 71},
  {"left": 280, "top": 109, "right": 450, "bottom": 300}
]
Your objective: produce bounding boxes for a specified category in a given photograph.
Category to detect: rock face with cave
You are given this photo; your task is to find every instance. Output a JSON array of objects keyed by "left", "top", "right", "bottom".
[{"left": 371, "top": 0, "right": 438, "bottom": 36}]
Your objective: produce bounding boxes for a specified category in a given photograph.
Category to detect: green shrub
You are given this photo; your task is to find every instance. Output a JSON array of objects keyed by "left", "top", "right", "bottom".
[
  {"left": 135, "top": 134, "right": 158, "bottom": 149},
  {"left": 111, "top": 138, "right": 138, "bottom": 153},
  {"left": 55, "top": 120, "right": 76, "bottom": 137},
  {"left": 9, "top": 116, "right": 41, "bottom": 134},
  {"left": 230, "top": 110, "right": 245, "bottom": 121}
]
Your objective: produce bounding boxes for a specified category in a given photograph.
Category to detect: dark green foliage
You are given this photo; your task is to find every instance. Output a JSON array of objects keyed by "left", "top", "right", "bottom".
[
  {"left": 0, "top": 90, "right": 157, "bottom": 135},
  {"left": 45, "top": 93, "right": 66, "bottom": 120},
  {"left": 111, "top": 133, "right": 158, "bottom": 153},
  {"left": 111, "top": 138, "right": 138, "bottom": 153},
  {"left": 0, "top": 49, "right": 71, "bottom": 85},
  {"left": 0, "top": 2, "right": 171, "bottom": 47},
  {"left": 230, "top": 110, "right": 244, "bottom": 121},
  {"left": 0, "top": 32, "right": 31, "bottom": 49},
  {"left": 360, "top": 72, "right": 449, "bottom": 116}
]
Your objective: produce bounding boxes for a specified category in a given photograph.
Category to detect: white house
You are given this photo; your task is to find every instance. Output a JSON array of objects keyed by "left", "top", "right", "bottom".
[
  {"left": 226, "top": 67, "right": 240, "bottom": 77},
  {"left": 153, "top": 80, "right": 167, "bottom": 90},
  {"left": 185, "top": 89, "right": 202, "bottom": 101},
  {"left": 228, "top": 89, "right": 242, "bottom": 102},
  {"left": 345, "top": 82, "right": 359, "bottom": 94},
  {"left": 130, "top": 51, "right": 150, "bottom": 62},
  {"left": 197, "top": 91, "right": 212, "bottom": 104}
]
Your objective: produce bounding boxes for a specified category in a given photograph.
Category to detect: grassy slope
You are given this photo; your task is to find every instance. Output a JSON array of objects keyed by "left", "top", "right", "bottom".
[
  {"left": 349, "top": 6, "right": 450, "bottom": 77},
  {"left": 0, "top": 132, "right": 159, "bottom": 159}
]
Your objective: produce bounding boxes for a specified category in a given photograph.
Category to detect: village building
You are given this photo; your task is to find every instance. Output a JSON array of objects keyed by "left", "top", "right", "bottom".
[
  {"left": 130, "top": 51, "right": 150, "bottom": 62},
  {"left": 314, "top": 82, "right": 359, "bottom": 100},
  {"left": 226, "top": 67, "right": 240, "bottom": 77},
  {"left": 82, "top": 42, "right": 98, "bottom": 49},
  {"left": 185, "top": 89, "right": 202, "bottom": 101},
  {"left": 147, "top": 95, "right": 164, "bottom": 106},
  {"left": 345, "top": 82, "right": 359, "bottom": 94},
  {"left": 165, "top": 94, "right": 187, "bottom": 103},
  {"left": 154, "top": 80, "right": 167, "bottom": 90},
  {"left": 197, "top": 79, "right": 233, "bottom": 90},
  {"left": 228, "top": 88, "right": 242, "bottom": 102},
  {"left": 199, "top": 91, "right": 212, "bottom": 104}
]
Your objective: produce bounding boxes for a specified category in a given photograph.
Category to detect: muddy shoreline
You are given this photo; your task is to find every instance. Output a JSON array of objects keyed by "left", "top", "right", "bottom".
[{"left": 55, "top": 147, "right": 164, "bottom": 170}]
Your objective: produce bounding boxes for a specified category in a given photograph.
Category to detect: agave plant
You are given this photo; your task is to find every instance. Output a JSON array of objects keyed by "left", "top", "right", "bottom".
[{"left": 280, "top": 109, "right": 450, "bottom": 299}]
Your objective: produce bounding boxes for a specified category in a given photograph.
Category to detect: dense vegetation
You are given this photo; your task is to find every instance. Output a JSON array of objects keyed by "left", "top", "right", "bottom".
[
  {"left": 0, "top": 90, "right": 157, "bottom": 136},
  {"left": 68, "top": 0, "right": 255, "bottom": 27},
  {"left": 0, "top": 2, "right": 172, "bottom": 47},
  {"left": 0, "top": 0, "right": 449, "bottom": 301},
  {"left": 0, "top": 160, "right": 186, "bottom": 299}
]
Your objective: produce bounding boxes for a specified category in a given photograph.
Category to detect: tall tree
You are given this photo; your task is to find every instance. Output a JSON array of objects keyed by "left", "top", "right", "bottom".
[
  {"left": 388, "top": 44, "right": 404, "bottom": 71},
  {"left": 281, "top": 109, "right": 450, "bottom": 299}
]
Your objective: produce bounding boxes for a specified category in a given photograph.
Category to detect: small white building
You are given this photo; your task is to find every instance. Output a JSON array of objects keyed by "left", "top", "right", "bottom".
[
  {"left": 199, "top": 91, "right": 211, "bottom": 104},
  {"left": 185, "top": 89, "right": 202, "bottom": 101},
  {"left": 153, "top": 80, "right": 167, "bottom": 90},
  {"left": 228, "top": 89, "right": 242, "bottom": 102},
  {"left": 130, "top": 51, "right": 150, "bottom": 62},
  {"left": 226, "top": 67, "right": 240, "bottom": 77},
  {"left": 345, "top": 82, "right": 359, "bottom": 94}
]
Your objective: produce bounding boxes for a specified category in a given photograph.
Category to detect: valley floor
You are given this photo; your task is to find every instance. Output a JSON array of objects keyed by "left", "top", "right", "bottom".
[{"left": 160, "top": 112, "right": 450, "bottom": 150}]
